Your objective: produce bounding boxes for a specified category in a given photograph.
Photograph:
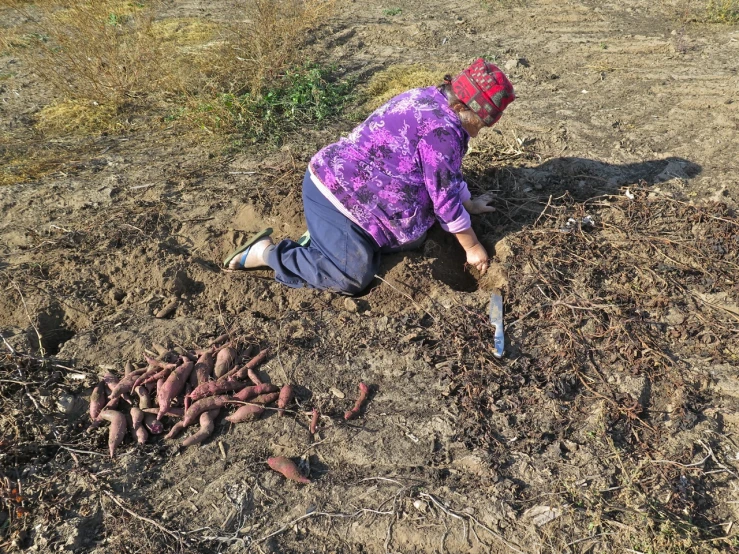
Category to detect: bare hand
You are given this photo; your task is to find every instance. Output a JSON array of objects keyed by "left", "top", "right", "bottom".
[
  {"left": 464, "top": 193, "right": 497, "bottom": 215},
  {"left": 465, "top": 243, "right": 489, "bottom": 274}
]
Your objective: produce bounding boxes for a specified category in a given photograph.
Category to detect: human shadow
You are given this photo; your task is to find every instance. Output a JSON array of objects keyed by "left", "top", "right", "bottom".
[{"left": 376, "top": 155, "right": 702, "bottom": 292}]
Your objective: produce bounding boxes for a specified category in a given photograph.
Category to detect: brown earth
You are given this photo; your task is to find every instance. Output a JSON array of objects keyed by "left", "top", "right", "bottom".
[{"left": 1, "top": 1, "right": 739, "bottom": 553}]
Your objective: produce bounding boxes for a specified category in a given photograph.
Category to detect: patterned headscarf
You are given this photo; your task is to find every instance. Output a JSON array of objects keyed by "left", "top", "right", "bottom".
[{"left": 450, "top": 58, "right": 515, "bottom": 126}]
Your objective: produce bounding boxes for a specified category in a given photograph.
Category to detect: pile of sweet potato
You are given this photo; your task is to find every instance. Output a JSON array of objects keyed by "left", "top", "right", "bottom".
[
  {"left": 89, "top": 336, "right": 372, "bottom": 473},
  {"left": 89, "top": 337, "right": 291, "bottom": 457}
]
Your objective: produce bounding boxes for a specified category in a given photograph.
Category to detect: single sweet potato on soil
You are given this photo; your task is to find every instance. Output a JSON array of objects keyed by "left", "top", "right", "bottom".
[
  {"left": 98, "top": 410, "right": 126, "bottom": 458},
  {"left": 225, "top": 404, "right": 264, "bottom": 423},
  {"left": 344, "top": 382, "right": 370, "bottom": 421},
  {"left": 267, "top": 456, "right": 310, "bottom": 484},
  {"left": 214, "top": 346, "right": 237, "bottom": 378},
  {"left": 182, "top": 409, "right": 219, "bottom": 447},
  {"left": 310, "top": 408, "right": 320, "bottom": 434},
  {"left": 277, "top": 385, "right": 293, "bottom": 417}
]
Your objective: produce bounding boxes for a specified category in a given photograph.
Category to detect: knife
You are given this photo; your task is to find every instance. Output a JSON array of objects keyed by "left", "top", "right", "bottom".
[{"left": 489, "top": 289, "right": 505, "bottom": 359}]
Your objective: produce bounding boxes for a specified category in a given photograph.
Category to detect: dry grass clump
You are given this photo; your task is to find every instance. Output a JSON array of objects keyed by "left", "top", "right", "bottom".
[
  {"left": 364, "top": 65, "right": 449, "bottom": 110},
  {"left": 34, "top": 100, "right": 125, "bottom": 135}
]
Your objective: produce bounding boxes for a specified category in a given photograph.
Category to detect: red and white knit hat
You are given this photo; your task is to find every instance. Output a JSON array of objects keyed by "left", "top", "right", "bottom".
[{"left": 450, "top": 58, "right": 515, "bottom": 126}]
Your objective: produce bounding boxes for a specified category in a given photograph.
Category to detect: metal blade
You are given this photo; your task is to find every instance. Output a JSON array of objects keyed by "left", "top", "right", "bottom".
[{"left": 488, "top": 289, "right": 505, "bottom": 358}]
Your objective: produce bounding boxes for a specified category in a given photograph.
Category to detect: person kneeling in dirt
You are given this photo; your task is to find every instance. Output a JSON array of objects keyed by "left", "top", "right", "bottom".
[{"left": 224, "top": 58, "right": 515, "bottom": 295}]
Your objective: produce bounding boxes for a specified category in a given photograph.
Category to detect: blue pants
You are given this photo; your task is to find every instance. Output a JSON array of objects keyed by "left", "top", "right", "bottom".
[{"left": 265, "top": 171, "right": 423, "bottom": 295}]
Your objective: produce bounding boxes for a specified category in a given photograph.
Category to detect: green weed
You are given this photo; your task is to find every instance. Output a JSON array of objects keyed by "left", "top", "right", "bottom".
[
  {"left": 192, "top": 64, "right": 354, "bottom": 144},
  {"left": 705, "top": 0, "right": 739, "bottom": 21},
  {"left": 383, "top": 7, "right": 402, "bottom": 16}
]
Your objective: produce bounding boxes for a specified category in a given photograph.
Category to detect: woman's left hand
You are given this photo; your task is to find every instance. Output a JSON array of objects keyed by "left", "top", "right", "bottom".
[{"left": 464, "top": 193, "right": 497, "bottom": 215}]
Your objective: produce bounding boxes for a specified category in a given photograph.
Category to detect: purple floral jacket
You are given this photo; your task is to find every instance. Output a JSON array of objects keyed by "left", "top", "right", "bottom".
[{"left": 309, "top": 87, "right": 472, "bottom": 249}]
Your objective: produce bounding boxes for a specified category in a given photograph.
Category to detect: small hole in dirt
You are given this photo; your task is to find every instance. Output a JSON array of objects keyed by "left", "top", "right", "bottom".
[
  {"left": 428, "top": 251, "right": 478, "bottom": 293},
  {"left": 27, "top": 306, "right": 76, "bottom": 355},
  {"left": 424, "top": 229, "right": 479, "bottom": 292}
]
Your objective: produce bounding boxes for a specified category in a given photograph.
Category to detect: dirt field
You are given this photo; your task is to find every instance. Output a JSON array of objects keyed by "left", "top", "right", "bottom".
[{"left": 2, "top": 0, "right": 739, "bottom": 553}]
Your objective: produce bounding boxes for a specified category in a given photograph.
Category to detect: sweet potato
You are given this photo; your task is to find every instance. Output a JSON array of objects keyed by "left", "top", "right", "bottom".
[
  {"left": 165, "top": 421, "right": 185, "bottom": 440},
  {"left": 208, "top": 333, "right": 231, "bottom": 348},
  {"left": 133, "top": 365, "right": 165, "bottom": 389},
  {"left": 144, "top": 414, "right": 164, "bottom": 434},
  {"left": 124, "top": 361, "right": 135, "bottom": 375},
  {"left": 232, "top": 383, "right": 279, "bottom": 401},
  {"left": 89, "top": 382, "right": 107, "bottom": 421},
  {"left": 130, "top": 407, "right": 148, "bottom": 445},
  {"left": 183, "top": 395, "right": 232, "bottom": 427},
  {"left": 247, "top": 367, "right": 263, "bottom": 386},
  {"left": 225, "top": 404, "right": 264, "bottom": 423},
  {"left": 213, "top": 346, "right": 237, "bottom": 378},
  {"left": 277, "top": 385, "right": 293, "bottom": 417},
  {"left": 188, "top": 379, "right": 249, "bottom": 403},
  {"left": 267, "top": 456, "right": 310, "bottom": 484},
  {"left": 309, "top": 408, "right": 320, "bottom": 435},
  {"left": 135, "top": 386, "right": 152, "bottom": 410},
  {"left": 193, "top": 348, "right": 215, "bottom": 386},
  {"left": 179, "top": 383, "right": 192, "bottom": 411},
  {"left": 134, "top": 424, "right": 148, "bottom": 445},
  {"left": 344, "top": 382, "right": 370, "bottom": 421},
  {"left": 141, "top": 365, "right": 174, "bottom": 387},
  {"left": 220, "top": 348, "right": 269, "bottom": 382},
  {"left": 182, "top": 409, "right": 219, "bottom": 447},
  {"left": 130, "top": 407, "right": 145, "bottom": 430},
  {"left": 156, "top": 359, "right": 194, "bottom": 421},
  {"left": 249, "top": 392, "right": 279, "bottom": 405},
  {"left": 98, "top": 410, "right": 126, "bottom": 458},
  {"left": 101, "top": 372, "right": 119, "bottom": 393},
  {"left": 104, "top": 368, "right": 146, "bottom": 409}
]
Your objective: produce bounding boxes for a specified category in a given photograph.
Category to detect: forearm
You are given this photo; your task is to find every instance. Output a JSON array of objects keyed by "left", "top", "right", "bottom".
[{"left": 453, "top": 227, "right": 480, "bottom": 251}]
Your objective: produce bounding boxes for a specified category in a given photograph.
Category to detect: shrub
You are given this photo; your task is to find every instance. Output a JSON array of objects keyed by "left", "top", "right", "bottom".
[{"left": 11, "top": 0, "right": 164, "bottom": 104}]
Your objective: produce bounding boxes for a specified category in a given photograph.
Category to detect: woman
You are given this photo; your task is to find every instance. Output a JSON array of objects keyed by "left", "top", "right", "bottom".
[{"left": 224, "top": 58, "right": 515, "bottom": 295}]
